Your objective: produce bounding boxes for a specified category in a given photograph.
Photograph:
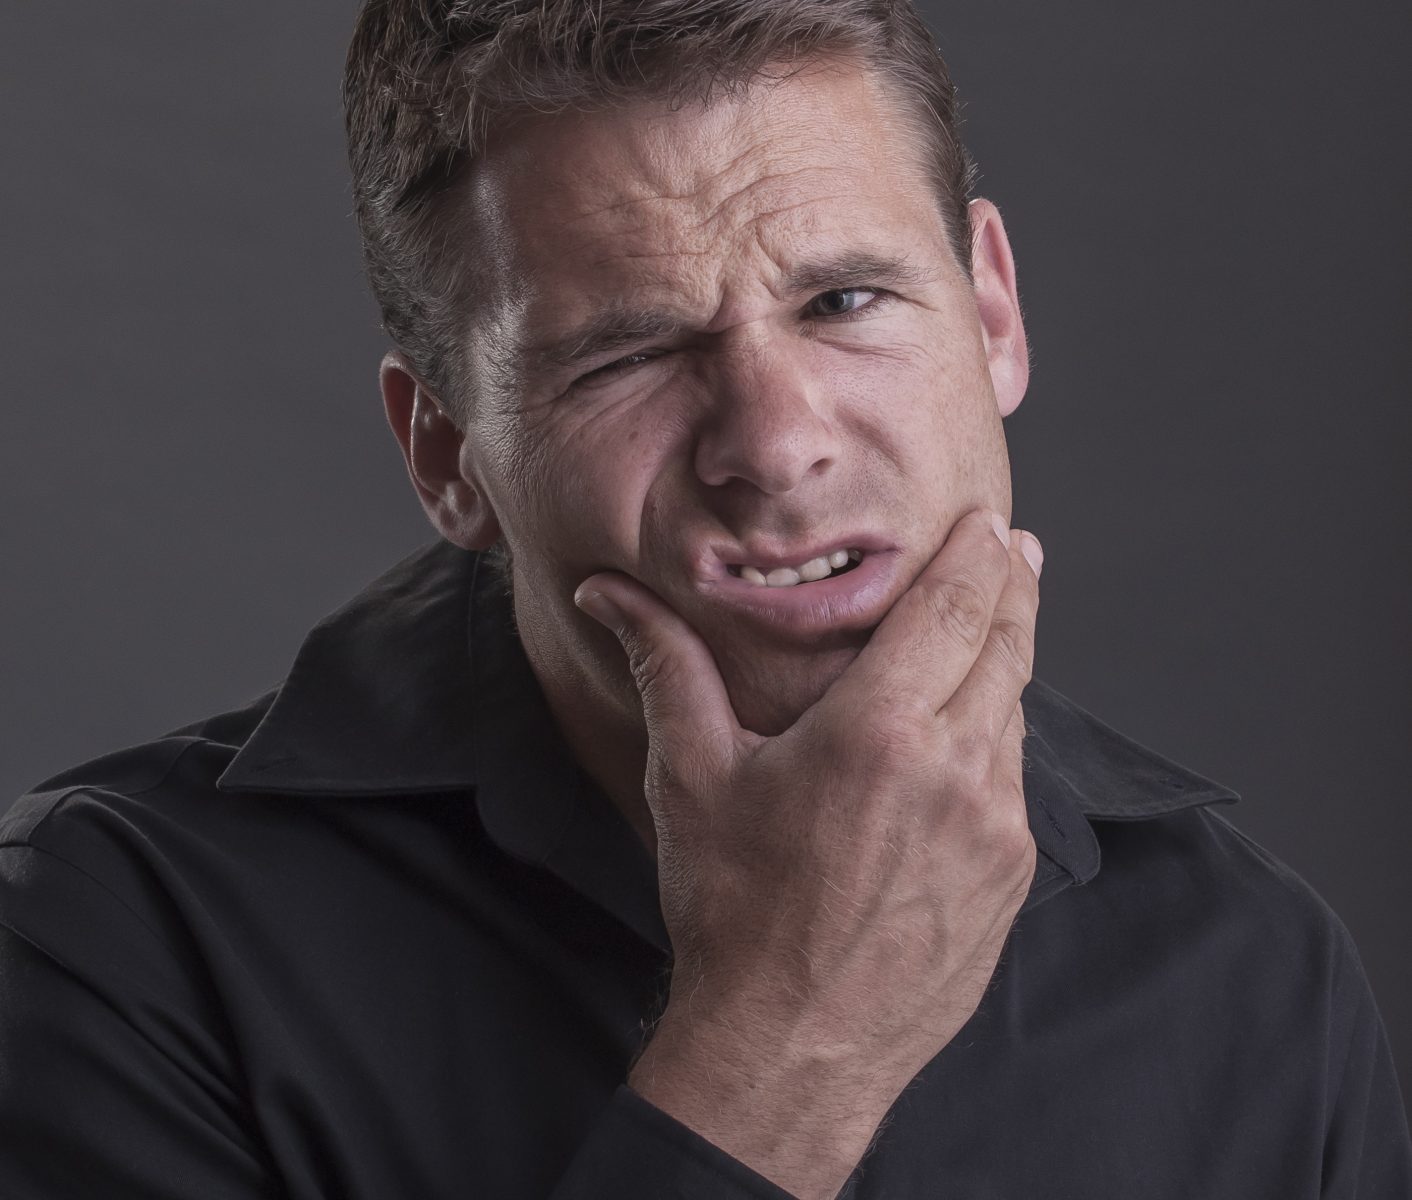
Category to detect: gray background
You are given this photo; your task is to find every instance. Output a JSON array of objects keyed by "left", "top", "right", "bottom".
[{"left": 3, "top": 2, "right": 1409, "bottom": 1098}]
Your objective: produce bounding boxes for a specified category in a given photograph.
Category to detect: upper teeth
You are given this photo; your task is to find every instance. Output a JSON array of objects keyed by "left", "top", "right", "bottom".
[{"left": 738, "top": 549, "right": 861, "bottom": 588}]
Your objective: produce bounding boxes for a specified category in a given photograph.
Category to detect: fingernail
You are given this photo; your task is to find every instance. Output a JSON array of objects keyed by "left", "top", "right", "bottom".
[
  {"left": 989, "top": 510, "right": 1010, "bottom": 547},
  {"left": 1019, "top": 532, "right": 1044, "bottom": 578},
  {"left": 574, "top": 586, "right": 626, "bottom": 631}
]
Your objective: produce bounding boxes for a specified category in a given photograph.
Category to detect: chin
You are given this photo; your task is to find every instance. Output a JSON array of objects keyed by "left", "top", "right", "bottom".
[{"left": 714, "top": 640, "right": 861, "bottom": 737}]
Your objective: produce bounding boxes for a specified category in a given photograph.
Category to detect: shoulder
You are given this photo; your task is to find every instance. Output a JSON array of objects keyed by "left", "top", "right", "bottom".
[
  {"left": 5, "top": 685, "right": 272, "bottom": 837},
  {"left": 0, "top": 690, "right": 277, "bottom": 957},
  {"left": 1081, "top": 803, "right": 1365, "bottom": 1004},
  {"left": 1021, "top": 675, "right": 1356, "bottom": 970},
  {"left": 1094, "top": 803, "right": 1339, "bottom": 916}
]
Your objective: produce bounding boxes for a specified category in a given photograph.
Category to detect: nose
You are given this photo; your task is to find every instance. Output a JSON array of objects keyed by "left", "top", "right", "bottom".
[{"left": 692, "top": 339, "right": 840, "bottom": 494}]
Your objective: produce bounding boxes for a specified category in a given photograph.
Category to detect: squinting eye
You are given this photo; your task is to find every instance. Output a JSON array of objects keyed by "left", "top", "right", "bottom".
[
  {"left": 580, "top": 352, "right": 656, "bottom": 382},
  {"left": 809, "top": 288, "right": 883, "bottom": 318},
  {"left": 571, "top": 289, "right": 887, "bottom": 390}
]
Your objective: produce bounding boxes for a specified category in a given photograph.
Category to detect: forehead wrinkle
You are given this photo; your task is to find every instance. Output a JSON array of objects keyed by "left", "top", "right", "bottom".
[
  {"left": 565, "top": 190, "right": 693, "bottom": 227},
  {"left": 555, "top": 123, "right": 762, "bottom": 231},
  {"left": 698, "top": 162, "right": 841, "bottom": 233},
  {"left": 585, "top": 243, "right": 715, "bottom": 269},
  {"left": 566, "top": 136, "right": 832, "bottom": 241},
  {"left": 563, "top": 139, "right": 767, "bottom": 224},
  {"left": 568, "top": 168, "right": 856, "bottom": 305}
]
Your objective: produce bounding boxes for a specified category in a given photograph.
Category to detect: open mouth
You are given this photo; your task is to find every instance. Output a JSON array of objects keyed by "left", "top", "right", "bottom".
[
  {"left": 701, "top": 541, "right": 899, "bottom": 635},
  {"left": 725, "top": 548, "right": 864, "bottom": 588}
]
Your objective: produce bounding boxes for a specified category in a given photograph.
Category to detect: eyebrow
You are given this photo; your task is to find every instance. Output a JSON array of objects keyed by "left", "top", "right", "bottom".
[{"left": 525, "top": 249, "right": 938, "bottom": 373}]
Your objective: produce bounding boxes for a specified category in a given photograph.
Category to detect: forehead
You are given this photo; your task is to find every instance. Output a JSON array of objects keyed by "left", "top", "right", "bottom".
[{"left": 464, "top": 59, "right": 949, "bottom": 354}]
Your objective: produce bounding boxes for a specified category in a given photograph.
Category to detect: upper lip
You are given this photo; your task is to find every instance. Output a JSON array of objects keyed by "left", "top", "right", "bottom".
[{"left": 702, "top": 532, "right": 896, "bottom": 575}]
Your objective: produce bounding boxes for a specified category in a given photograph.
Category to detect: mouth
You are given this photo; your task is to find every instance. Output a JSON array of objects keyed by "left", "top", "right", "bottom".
[
  {"left": 695, "top": 536, "right": 902, "bottom": 637},
  {"left": 725, "top": 547, "right": 865, "bottom": 588}
]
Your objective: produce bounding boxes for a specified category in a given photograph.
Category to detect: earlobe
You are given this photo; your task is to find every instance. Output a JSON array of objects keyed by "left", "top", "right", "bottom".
[
  {"left": 967, "top": 199, "right": 1030, "bottom": 419},
  {"left": 379, "top": 351, "right": 502, "bottom": 550}
]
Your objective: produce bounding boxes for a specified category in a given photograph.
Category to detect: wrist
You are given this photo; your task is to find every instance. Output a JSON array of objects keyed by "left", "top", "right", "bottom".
[{"left": 627, "top": 1012, "right": 895, "bottom": 1200}]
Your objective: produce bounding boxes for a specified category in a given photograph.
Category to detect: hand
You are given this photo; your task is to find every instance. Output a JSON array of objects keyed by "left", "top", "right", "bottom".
[{"left": 575, "top": 508, "right": 1043, "bottom": 1192}]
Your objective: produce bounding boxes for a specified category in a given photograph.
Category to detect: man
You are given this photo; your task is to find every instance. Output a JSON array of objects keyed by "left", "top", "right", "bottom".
[{"left": 1, "top": 1, "right": 1407, "bottom": 1197}]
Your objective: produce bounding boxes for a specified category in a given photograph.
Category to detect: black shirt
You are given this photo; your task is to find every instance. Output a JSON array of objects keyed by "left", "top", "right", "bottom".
[{"left": 2, "top": 539, "right": 1408, "bottom": 1199}]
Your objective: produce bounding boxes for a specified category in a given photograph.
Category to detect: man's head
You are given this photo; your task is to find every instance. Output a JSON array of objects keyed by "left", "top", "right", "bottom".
[
  {"left": 345, "top": 0, "right": 1029, "bottom": 738},
  {"left": 345, "top": 0, "right": 981, "bottom": 417}
]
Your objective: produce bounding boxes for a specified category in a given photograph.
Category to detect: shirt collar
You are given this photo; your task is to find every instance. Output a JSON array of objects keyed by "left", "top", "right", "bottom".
[
  {"left": 218, "top": 539, "right": 484, "bottom": 797},
  {"left": 218, "top": 539, "right": 1240, "bottom": 951}
]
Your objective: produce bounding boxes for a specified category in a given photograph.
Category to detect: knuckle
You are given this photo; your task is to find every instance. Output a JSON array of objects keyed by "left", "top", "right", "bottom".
[
  {"left": 686, "top": 723, "right": 741, "bottom": 788},
  {"left": 992, "top": 799, "right": 1034, "bottom": 856},
  {"left": 1001, "top": 834, "right": 1039, "bottom": 906},
  {"left": 972, "top": 803, "right": 1032, "bottom": 878},
  {"left": 943, "top": 728, "right": 994, "bottom": 794},
  {"left": 663, "top": 733, "right": 718, "bottom": 798},
  {"left": 625, "top": 637, "right": 679, "bottom": 699},
  {"left": 987, "top": 616, "right": 1035, "bottom": 683},
  {"left": 925, "top": 574, "right": 992, "bottom": 652}
]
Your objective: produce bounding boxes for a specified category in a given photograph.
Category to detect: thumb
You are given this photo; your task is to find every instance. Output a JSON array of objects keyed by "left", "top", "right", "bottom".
[{"left": 574, "top": 571, "right": 742, "bottom": 776}]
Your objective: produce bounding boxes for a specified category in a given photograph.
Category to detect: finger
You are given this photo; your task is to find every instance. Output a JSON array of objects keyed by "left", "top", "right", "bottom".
[
  {"left": 575, "top": 571, "right": 744, "bottom": 779},
  {"left": 808, "top": 506, "right": 1014, "bottom": 729},
  {"left": 941, "top": 529, "right": 1042, "bottom": 752}
]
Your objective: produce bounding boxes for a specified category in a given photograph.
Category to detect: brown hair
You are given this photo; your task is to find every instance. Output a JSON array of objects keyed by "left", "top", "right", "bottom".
[{"left": 343, "top": 0, "right": 978, "bottom": 419}]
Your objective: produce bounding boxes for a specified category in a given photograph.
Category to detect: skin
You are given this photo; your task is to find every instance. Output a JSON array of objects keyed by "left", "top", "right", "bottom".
[{"left": 382, "top": 55, "right": 1030, "bottom": 860}]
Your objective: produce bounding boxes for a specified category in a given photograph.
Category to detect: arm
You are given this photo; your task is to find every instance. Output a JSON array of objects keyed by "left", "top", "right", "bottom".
[
  {"left": 0, "top": 836, "right": 798, "bottom": 1200},
  {"left": 1320, "top": 923, "right": 1412, "bottom": 1199},
  {"left": 0, "top": 844, "right": 280, "bottom": 1200}
]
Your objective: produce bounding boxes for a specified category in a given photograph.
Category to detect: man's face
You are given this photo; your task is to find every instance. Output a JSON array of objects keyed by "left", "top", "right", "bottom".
[{"left": 446, "top": 57, "right": 1026, "bottom": 736}]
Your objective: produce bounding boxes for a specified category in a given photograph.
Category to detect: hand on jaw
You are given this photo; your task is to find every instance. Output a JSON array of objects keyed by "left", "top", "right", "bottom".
[{"left": 574, "top": 504, "right": 1044, "bottom": 1200}]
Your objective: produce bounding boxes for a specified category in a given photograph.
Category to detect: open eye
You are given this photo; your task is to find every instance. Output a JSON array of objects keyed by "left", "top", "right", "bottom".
[{"left": 808, "top": 288, "right": 887, "bottom": 319}]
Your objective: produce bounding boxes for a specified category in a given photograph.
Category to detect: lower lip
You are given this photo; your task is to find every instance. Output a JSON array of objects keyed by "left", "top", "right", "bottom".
[{"left": 696, "top": 551, "right": 902, "bottom": 637}]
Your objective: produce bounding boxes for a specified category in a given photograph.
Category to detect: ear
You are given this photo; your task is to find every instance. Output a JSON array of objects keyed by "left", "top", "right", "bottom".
[
  {"left": 380, "top": 351, "right": 502, "bottom": 550},
  {"left": 967, "top": 198, "right": 1029, "bottom": 419}
]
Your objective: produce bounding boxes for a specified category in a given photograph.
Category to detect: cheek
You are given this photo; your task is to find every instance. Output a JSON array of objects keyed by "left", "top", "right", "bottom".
[
  {"left": 482, "top": 385, "right": 688, "bottom": 567},
  {"left": 827, "top": 326, "right": 1004, "bottom": 505},
  {"left": 829, "top": 333, "right": 975, "bottom": 447}
]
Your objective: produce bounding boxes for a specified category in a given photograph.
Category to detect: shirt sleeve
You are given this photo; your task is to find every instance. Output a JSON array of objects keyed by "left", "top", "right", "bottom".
[
  {"left": 1320, "top": 920, "right": 1412, "bottom": 1198},
  {"left": 0, "top": 799, "right": 800, "bottom": 1200},
  {"left": 548, "top": 1084, "right": 801, "bottom": 1199},
  {"left": 0, "top": 843, "right": 282, "bottom": 1200}
]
